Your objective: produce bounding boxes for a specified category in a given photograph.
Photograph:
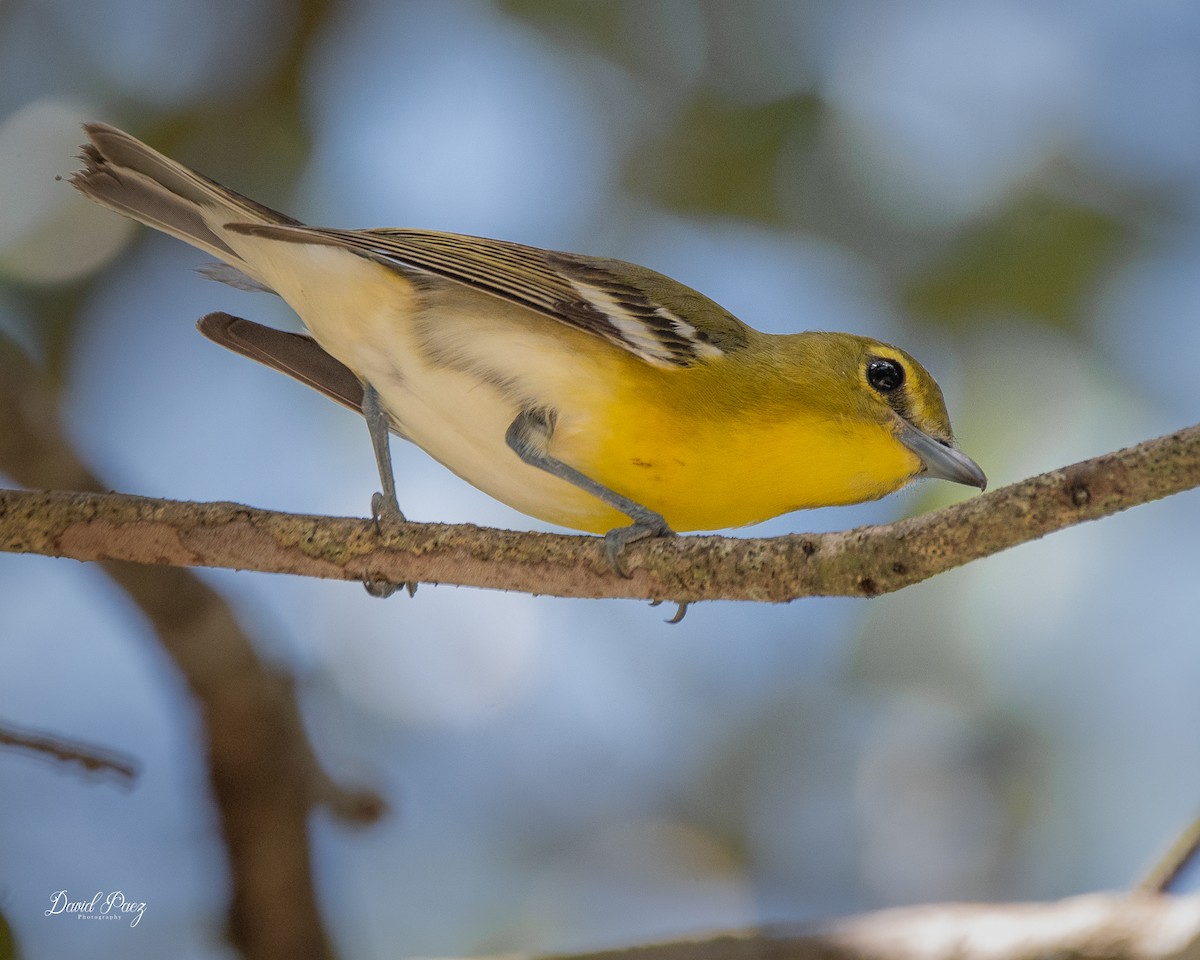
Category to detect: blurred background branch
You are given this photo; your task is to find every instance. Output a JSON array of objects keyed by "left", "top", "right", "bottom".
[
  {"left": 529, "top": 893, "right": 1200, "bottom": 960},
  {"left": 0, "top": 336, "right": 385, "bottom": 958},
  {"left": 0, "top": 720, "right": 138, "bottom": 783}
]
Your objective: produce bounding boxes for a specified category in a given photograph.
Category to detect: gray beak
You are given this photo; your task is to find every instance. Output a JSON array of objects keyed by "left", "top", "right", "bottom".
[{"left": 898, "top": 422, "right": 987, "bottom": 490}]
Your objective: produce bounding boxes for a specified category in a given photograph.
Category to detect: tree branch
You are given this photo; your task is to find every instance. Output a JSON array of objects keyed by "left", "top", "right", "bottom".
[
  {"left": 0, "top": 719, "right": 138, "bottom": 783},
  {"left": 531, "top": 893, "right": 1200, "bottom": 960},
  {"left": 1, "top": 423, "right": 1197, "bottom": 602},
  {"left": 1139, "top": 816, "right": 1200, "bottom": 895}
]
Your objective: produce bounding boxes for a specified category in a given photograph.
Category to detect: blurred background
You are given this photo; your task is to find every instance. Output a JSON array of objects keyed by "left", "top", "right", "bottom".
[{"left": 1, "top": 0, "right": 1198, "bottom": 957}]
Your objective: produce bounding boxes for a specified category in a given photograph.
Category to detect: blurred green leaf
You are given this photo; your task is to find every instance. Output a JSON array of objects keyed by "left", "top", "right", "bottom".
[
  {"left": 904, "top": 192, "right": 1129, "bottom": 331},
  {"left": 501, "top": 0, "right": 708, "bottom": 85},
  {"left": 500, "top": 0, "right": 629, "bottom": 55},
  {"left": 627, "top": 93, "right": 821, "bottom": 221},
  {"left": 0, "top": 908, "right": 18, "bottom": 960}
]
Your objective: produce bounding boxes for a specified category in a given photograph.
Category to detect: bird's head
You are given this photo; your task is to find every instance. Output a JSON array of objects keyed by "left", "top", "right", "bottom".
[{"left": 799, "top": 333, "right": 987, "bottom": 491}]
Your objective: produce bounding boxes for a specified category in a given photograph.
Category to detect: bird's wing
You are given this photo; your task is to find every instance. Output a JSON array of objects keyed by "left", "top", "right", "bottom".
[{"left": 226, "top": 224, "right": 750, "bottom": 367}]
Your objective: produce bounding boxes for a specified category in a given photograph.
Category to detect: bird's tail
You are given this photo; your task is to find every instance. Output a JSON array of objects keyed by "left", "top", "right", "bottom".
[{"left": 69, "top": 123, "right": 299, "bottom": 288}]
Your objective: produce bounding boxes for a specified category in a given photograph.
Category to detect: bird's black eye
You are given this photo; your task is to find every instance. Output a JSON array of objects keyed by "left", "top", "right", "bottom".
[{"left": 866, "top": 357, "right": 905, "bottom": 393}]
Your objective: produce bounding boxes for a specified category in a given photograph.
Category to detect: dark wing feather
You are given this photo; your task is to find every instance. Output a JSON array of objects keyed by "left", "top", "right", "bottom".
[{"left": 196, "top": 312, "right": 364, "bottom": 413}]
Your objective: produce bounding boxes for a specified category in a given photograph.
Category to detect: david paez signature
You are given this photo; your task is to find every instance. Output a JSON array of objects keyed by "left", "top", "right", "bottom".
[{"left": 45, "top": 890, "right": 146, "bottom": 928}]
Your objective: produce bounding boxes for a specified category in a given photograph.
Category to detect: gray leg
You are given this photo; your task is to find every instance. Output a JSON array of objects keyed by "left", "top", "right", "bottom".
[
  {"left": 505, "top": 408, "right": 674, "bottom": 576},
  {"left": 363, "top": 383, "right": 404, "bottom": 523},
  {"left": 361, "top": 383, "right": 414, "bottom": 598}
]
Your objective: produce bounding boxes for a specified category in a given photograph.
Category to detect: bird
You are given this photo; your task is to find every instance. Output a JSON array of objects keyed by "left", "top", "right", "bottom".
[{"left": 69, "top": 122, "right": 986, "bottom": 590}]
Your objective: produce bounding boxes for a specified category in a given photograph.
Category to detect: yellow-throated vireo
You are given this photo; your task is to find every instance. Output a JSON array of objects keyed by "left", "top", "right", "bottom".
[{"left": 70, "top": 123, "right": 986, "bottom": 588}]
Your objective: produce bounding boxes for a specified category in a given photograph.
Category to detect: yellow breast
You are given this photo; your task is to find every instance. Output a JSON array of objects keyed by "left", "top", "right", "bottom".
[{"left": 546, "top": 353, "right": 924, "bottom": 534}]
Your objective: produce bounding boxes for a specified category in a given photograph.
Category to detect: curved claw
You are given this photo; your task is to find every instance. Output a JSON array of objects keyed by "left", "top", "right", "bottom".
[
  {"left": 648, "top": 599, "right": 690, "bottom": 622},
  {"left": 363, "top": 577, "right": 402, "bottom": 599},
  {"left": 371, "top": 491, "right": 407, "bottom": 526},
  {"left": 603, "top": 518, "right": 675, "bottom": 578},
  {"left": 364, "top": 492, "right": 417, "bottom": 599}
]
